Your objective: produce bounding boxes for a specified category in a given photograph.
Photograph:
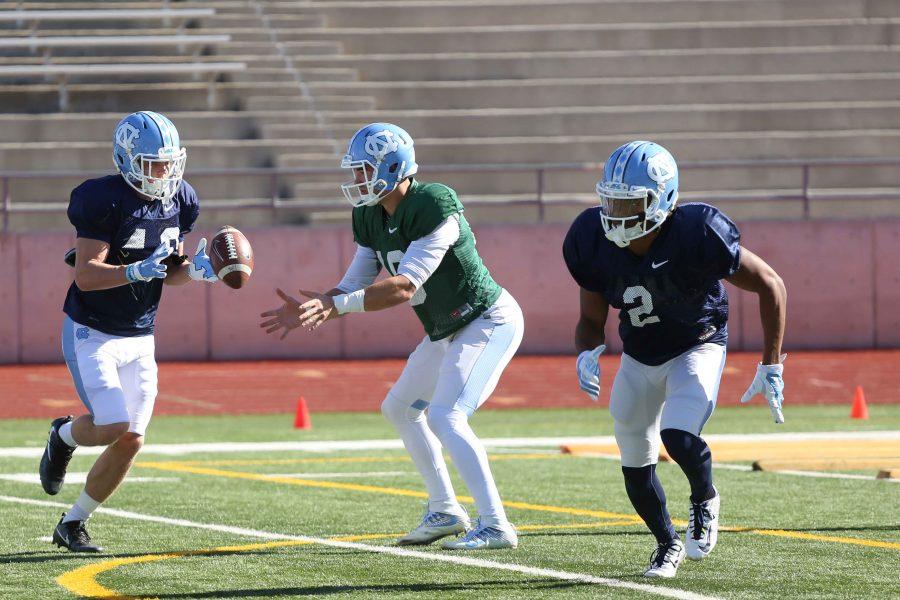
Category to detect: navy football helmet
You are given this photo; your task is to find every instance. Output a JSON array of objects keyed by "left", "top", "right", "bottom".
[{"left": 595, "top": 141, "right": 679, "bottom": 247}]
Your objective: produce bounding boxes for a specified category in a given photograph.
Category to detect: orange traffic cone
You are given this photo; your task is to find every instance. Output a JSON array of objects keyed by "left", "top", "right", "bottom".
[
  {"left": 294, "top": 397, "right": 312, "bottom": 429},
  {"left": 850, "top": 386, "right": 869, "bottom": 420}
]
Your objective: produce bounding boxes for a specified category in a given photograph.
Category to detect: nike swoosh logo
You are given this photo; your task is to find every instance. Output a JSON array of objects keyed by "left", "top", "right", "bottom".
[
  {"left": 651, "top": 260, "right": 669, "bottom": 269},
  {"left": 388, "top": 227, "right": 398, "bottom": 234}
]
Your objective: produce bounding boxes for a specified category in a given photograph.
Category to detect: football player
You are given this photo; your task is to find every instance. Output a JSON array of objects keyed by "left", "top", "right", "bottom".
[
  {"left": 39, "top": 111, "right": 219, "bottom": 552},
  {"left": 261, "top": 123, "right": 524, "bottom": 550},
  {"left": 563, "top": 141, "right": 787, "bottom": 578}
]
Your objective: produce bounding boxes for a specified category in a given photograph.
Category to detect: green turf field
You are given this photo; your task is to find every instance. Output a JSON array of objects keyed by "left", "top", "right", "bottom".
[{"left": 1, "top": 405, "right": 898, "bottom": 599}]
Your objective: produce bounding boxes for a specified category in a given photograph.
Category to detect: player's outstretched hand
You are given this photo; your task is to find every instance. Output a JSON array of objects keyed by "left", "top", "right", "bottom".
[
  {"left": 188, "top": 238, "right": 218, "bottom": 283},
  {"left": 126, "top": 242, "right": 172, "bottom": 282},
  {"left": 741, "top": 355, "right": 787, "bottom": 424},
  {"left": 260, "top": 288, "right": 304, "bottom": 340},
  {"left": 576, "top": 344, "right": 606, "bottom": 401},
  {"left": 297, "top": 289, "right": 338, "bottom": 331}
]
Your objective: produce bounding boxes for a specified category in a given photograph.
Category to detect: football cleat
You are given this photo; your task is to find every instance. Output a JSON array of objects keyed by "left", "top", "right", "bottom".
[
  {"left": 643, "top": 538, "right": 686, "bottom": 578},
  {"left": 53, "top": 514, "right": 103, "bottom": 553},
  {"left": 396, "top": 508, "right": 470, "bottom": 546},
  {"left": 686, "top": 488, "right": 720, "bottom": 560},
  {"left": 441, "top": 519, "right": 518, "bottom": 550},
  {"left": 39, "top": 416, "right": 75, "bottom": 495}
]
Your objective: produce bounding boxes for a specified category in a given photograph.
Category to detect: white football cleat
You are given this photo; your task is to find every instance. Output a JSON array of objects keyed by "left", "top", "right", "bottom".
[
  {"left": 395, "top": 509, "right": 470, "bottom": 546},
  {"left": 643, "top": 538, "right": 686, "bottom": 578},
  {"left": 686, "top": 488, "right": 720, "bottom": 560},
  {"left": 441, "top": 519, "right": 518, "bottom": 550}
]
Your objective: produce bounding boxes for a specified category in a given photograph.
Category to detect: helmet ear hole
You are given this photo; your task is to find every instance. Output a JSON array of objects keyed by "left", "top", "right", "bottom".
[{"left": 388, "top": 162, "right": 398, "bottom": 174}]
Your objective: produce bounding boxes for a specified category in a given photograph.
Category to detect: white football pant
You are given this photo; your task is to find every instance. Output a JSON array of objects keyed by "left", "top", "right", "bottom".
[
  {"left": 381, "top": 289, "right": 524, "bottom": 527},
  {"left": 610, "top": 343, "right": 726, "bottom": 468},
  {"left": 62, "top": 316, "right": 158, "bottom": 436}
]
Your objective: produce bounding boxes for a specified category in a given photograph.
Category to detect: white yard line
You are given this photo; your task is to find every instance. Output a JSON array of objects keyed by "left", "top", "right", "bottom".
[
  {"left": 571, "top": 454, "right": 898, "bottom": 484},
  {"left": 2, "top": 430, "right": 897, "bottom": 458},
  {"left": 767, "top": 469, "right": 898, "bottom": 482},
  {"left": 0, "top": 494, "right": 719, "bottom": 600}
]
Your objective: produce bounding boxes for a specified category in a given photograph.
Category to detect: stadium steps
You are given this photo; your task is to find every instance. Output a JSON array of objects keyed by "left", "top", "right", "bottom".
[
  {"left": 0, "top": 82, "right": 364, "bottom": 112},
  {"left": 0, "top": 139, "right": 323, "bottom": 171},
  {"left": 288, "top": 46, "right": 900, "bottom": 80},
  {"left": 261, "top": 101, "right": 900, "bottom": 138},
  {"left": 303, "top": 73, "right": 900, "bottom": 109},
  {"left": 288, "top": 0, "right": 895, "bottom": 27},
  {"left": 0, "top": 110, "right": 327, "bottom": 142},
  {"left": 264, "top": 19, "right": 900, "bottom": 54},
  {"left": 276, "top": 129, "right": 900, "bottom": 165}
]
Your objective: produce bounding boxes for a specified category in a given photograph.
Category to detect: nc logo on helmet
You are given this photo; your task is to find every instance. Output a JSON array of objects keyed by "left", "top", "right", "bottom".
[
  {"left": 647, "top": 152, "right": 676, "bottom": 194},
  {"left": 364, "top": 129, "right": 410, "bottom": 162},
  {"left": 115, "top": 122, "right": 139, "bottom": 155}
]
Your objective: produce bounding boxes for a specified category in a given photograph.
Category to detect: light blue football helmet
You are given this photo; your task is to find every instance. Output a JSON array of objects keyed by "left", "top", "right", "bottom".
[
  {"left": 340, "top": 122, "right": 418, "bottom": 207},
  {"left": 112, "top": 111, "right": 186, "bottom": 203},
  {"left": 595, "top": 141, "right": 679, "bottom": 248}
]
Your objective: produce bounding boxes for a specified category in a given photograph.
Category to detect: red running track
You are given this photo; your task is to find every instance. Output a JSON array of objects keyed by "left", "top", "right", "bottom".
[{"left": 0, "top": 351, "right": 897, "bottom": 419}]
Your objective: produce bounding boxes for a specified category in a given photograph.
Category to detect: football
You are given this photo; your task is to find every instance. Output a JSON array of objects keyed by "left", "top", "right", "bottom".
[{"left": 209, "top": 225, "right": 254, "bottom": 289}]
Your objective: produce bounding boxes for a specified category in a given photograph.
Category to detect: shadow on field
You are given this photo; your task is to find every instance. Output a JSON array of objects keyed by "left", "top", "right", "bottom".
[
  {"left": 0, "top": 550, "right": 158, "bottom": 564},
  {"left": 520, "top": 530, "right": 647, "bottom": 538},
  {"left": 0, "top": 549, "right": 277, "bottom": 565},
  {"left": 144, "top": 579, "right": 586, "bottom": 598}
]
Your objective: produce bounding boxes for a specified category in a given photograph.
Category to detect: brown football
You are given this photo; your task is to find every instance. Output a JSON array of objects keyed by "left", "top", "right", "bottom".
[{"left": 209, "top": 225, "right": 253, "bottom": 289}]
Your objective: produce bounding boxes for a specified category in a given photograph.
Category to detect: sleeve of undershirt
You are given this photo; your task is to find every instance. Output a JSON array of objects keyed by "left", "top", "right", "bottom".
[
  {"left": 335, "top": 245, "right": 381, "bottom": 293},
  {"left": 397, "top": 215, "right": 461, "bottom": 290}
]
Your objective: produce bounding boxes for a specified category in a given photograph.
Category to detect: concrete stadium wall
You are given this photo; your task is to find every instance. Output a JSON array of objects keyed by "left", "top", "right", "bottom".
[{"left": 1, "top": 218, "right": 898, "bottom": 364}]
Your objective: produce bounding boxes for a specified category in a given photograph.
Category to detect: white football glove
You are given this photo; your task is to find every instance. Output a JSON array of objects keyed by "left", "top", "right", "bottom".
[
  {"left": 188, "top": 238, "right": 218, "bottom": 283},
  {"left": 125, "top": 242, "right": 172, "bottom": 282},
  {"left": 576, "top": 344, "right": 606, "bottom": 401},
  {"left": 741, "top": 354, "right": 787, "bottom": 424}
]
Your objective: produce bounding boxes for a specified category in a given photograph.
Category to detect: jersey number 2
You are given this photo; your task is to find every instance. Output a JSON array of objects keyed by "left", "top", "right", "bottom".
[
  {"left": 378, "top": 250, "right": 427, "bottom": 306},
  {"left": 623, "top": 285, "right": 660, "bottom": 327}
]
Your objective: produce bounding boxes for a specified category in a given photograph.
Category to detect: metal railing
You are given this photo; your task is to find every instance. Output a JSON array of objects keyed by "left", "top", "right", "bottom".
[{"left": 3, "top": 156, "right": 900, "bottom": 231}]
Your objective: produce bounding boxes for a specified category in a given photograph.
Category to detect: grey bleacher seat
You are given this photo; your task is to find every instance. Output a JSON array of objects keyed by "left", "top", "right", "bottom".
[{"left": 2, "top": 0, "right": 900, "bottom": 229}]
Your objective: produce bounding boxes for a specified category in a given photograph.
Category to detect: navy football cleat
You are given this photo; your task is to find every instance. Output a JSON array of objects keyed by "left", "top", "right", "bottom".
[
  {"left": 39, "top": 416, "right": 75, "bottom": 495},
  {"left": 53, "top": 514, "right": 102, "bottom": 553}
]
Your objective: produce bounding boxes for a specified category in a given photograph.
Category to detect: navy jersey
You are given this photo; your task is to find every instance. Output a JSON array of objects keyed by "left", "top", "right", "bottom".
[
  {"left": 63, "top": 175, "right": 200, "bottom": 337},
  {"left": 563, "top": 203, "right": 741, "bottom": 366}
]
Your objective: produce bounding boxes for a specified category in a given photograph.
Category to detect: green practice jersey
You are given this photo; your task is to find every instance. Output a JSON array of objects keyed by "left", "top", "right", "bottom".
[{"left": 351, "top": 180, "right": 502, "bottom": 340}]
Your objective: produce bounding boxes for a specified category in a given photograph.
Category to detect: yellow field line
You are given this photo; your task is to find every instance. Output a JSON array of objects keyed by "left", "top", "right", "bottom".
[
  {"left": 137, "top": 460, "right": 899, "bottom": 552},
  {"left": 732, "top": 528, "right": 900, "bottom": 550},
  {"left": 171, "top": 453, "right": 562, "bottom": 468},
  {"left": 56, "top": 521, "right": 641, "bottom": 599},
  {"left": 138, "top": 461, "right": 635, "bottom": 520},
  {"left": 56, "top": 539, "right": 315, "bottom": 600}
]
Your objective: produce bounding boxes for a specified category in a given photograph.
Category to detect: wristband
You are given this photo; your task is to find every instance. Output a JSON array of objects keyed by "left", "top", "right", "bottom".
[
  {"left": 125, "top": 263, "right": 145, "bottom": 283},
  {"left": 333, "top": 289, "right": 366, "bottom": 314}
]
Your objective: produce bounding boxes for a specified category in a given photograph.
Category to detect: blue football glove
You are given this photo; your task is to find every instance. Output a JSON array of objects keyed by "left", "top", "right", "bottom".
[
  {"left": 741, "top": 355, "right": 787, "bottom": 424},
  {"left": 125, "top": 242, "right": 172, "bottom": 282},
  {"left": 576, "top": 344, "right": 606, "bottom": 401},
  {"left": 188, "top": 238, "right": 218, "bottom": 283}
]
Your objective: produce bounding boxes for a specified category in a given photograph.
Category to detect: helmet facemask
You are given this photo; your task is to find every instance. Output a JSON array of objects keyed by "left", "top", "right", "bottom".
[
  {"left": 340, "top": 156, "right": 399, "bottom": 207},
  {"left": 597, "top": 181, "right": 671, "bottom": 248},
  {"left": 120, "top": 146, "right": 186, "bottom": 203}
]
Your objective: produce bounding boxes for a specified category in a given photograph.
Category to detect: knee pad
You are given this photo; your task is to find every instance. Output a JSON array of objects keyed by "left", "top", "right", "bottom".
[
  {"left": 660, "top": 428, "right": 711, "bottom": 467},
  {"left": 381, "top": 392, "right": 428, "bottom": 425}
]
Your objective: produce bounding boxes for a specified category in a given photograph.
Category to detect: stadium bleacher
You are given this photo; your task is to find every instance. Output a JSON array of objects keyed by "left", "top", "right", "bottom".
[{"left": 1, "top": 0, "right": 899, "bottom": 230}]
